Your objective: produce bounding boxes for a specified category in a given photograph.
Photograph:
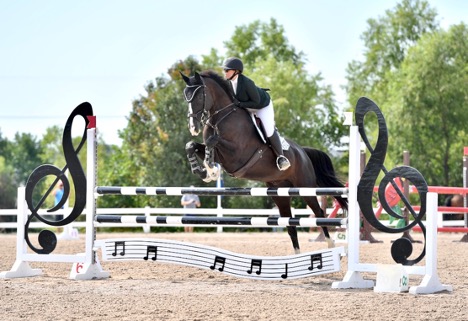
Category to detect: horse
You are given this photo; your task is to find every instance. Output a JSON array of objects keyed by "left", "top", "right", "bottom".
[
  {"left": 180, "top": 70, "right": 348, "bottom": 253},
  {"left": 443, "top": 194, "right": 465, "bottom": 221}
]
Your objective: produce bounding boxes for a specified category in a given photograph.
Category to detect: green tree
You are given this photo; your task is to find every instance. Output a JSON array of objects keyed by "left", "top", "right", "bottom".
[
  {"left": 116, "top": 56, "right": 206, "bottom": 209},
  {"left": 346, "top": 0, "right": 438, "bottom": 105},
  {"left": 0, "top": 156, "right": 16, "bottom": 209},
  {"left": 9, "top": 133, "right": 43, "bottom": 186},
  {"left": 0, "top": 132, "right": 16, "bottom": 210},
  {"left": 385, "top": 23, "right": 468, "bottom": 187},
  {"left": 224, "top": 18, "right": 304, "bottom": 67}
]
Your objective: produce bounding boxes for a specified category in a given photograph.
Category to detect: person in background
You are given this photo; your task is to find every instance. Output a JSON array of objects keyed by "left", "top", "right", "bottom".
[
  {"left": 181, "top": 186, "right": 201, "bottom": 233},
  {"left": 52, "top": 180, "right": 64, "bottom": 232}
]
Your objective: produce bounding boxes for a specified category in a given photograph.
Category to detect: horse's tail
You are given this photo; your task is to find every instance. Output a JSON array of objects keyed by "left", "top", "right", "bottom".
[{"left": 303, "top": 147, "right": 348, "bottom": 211}]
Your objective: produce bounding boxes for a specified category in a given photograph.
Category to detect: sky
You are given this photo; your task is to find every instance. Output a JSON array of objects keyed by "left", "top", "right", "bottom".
[{"left": 0, "top": 0, "right": 466, "bottom": 146}]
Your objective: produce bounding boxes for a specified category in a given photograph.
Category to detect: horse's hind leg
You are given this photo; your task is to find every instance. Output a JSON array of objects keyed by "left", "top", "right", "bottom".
[
  {"left": 305, "top": 196, "right": 335, "bottom": 248},
  {"left": 272, "top": 196, "right": 300, "bottom": 254}
]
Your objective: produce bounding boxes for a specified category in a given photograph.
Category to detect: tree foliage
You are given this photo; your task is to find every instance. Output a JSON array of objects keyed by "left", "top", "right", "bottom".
[
  {"left": 224, "top": 18, "right": 305, "bottom": 67},
  {"left": 386, "top": 23, "right": 468, "bottom": 187},
  {"left": 0, "top": 132, "right": 43, "bottom": 214},
  {"left": 346, "top": 0, "right": 467, "bottom": 189},
  {"left": 346, "top": 0, "right": 438, "bottom": 105}
]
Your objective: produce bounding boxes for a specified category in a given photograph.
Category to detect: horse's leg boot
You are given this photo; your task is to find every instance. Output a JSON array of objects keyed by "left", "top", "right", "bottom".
[{"left": 268, "top": 131, "right": 291, "bottom": 171}]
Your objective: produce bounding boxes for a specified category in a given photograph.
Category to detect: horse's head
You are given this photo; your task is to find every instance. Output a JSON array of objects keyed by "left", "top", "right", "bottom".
[{"left": 181, "top": 72, "right": 208, "bottom": 136}]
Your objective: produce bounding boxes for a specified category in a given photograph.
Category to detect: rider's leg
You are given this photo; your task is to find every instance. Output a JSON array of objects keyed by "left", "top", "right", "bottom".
[
  {"left": 268, "top": 131, "right": 291, "bottom": 171},
  {"left": 255, "top": 102, "right": 290, "bottom": 171}
]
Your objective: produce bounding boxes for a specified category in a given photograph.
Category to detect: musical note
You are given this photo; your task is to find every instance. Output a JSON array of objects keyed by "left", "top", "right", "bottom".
[
  {"left": 247, "top": 259, "right": 262, "bottom": 275},
  {"left": 112, "top": 241, "right": 125, "bottom": 256},
  {"left": 23, "top": 102, "right": 94, "bottom": 254},
  {"left": 281, "top": 263, "right": 288, "bottom": 279},
  {"left": 308, "top": 254, "right": 323, "bottom": 271},
  {"left": 210, "top": 256, "right": 226, "bottom": 271},
  {"left": 143, "top": 246, "right": 157, "bottom": 261}
]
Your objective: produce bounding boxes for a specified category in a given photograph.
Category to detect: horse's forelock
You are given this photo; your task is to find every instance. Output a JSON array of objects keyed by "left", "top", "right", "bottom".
[{"left": 188, "top": 74, "right": 202, "bottom": 86}]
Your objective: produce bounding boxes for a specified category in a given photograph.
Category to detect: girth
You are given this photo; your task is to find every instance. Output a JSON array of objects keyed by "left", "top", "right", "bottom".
[{"left": 226, "top": 145, "right": 268, "bottom": 178}]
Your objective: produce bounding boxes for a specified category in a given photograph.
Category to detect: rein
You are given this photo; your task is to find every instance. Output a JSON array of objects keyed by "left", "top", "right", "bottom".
[{"left": 205, "top": 103, "right": 236, "bottom": 131}]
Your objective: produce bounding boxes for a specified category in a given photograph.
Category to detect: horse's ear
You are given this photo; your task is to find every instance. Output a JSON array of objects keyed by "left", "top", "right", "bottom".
[
  {"left": 180, "top": 71, "right": 190, "bottom": 85},
  {"left": 194, "top": 72, "right": 203, "bottom": 84}
]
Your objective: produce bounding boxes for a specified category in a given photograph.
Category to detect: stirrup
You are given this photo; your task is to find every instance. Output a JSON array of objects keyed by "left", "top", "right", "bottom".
[{"left": 276, "top": 156, "right": 291, "bottom": 171}]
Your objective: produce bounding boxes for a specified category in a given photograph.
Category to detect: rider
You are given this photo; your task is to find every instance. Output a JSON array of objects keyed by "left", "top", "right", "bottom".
[{"left": 222, "top": 57, "right": 291, "bottom": 171}]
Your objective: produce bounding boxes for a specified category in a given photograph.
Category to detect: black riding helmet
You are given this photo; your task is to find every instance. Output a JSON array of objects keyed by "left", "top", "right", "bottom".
[{"left": 222, "top": 57, "right": 243, "bottom": 73}]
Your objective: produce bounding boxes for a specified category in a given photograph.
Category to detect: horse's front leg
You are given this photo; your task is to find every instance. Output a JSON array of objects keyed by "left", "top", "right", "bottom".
[
  {"left": 185, "top": 141, "right": 208, "bottom": 181},
  {"left": 202, "top": 135, "right": 220, "bottom": 182}
]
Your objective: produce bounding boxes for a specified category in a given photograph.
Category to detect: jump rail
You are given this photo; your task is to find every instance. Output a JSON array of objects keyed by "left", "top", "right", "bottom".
[
  {"left": 95, "top": 186, "right": 348, "bottom": 197},
  {"left": 95, "top": 215, "right": 347, "bottom": 228}
]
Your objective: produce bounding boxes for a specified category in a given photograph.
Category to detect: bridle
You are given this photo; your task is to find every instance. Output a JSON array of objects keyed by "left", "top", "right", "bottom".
[
  {"left": 184, "top": 83, "right": 207, "bottom": 124},
  {"left": 184, "top": 77, "right": 236, "bottom": 131}
]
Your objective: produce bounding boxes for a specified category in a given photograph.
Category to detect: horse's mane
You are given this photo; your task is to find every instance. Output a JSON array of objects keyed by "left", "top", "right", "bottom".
[{"left": 200, "top": 70, "right": 232, "bottom": 98}]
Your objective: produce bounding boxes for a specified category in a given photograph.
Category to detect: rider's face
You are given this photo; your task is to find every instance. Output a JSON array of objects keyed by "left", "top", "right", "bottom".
[{"left": 223, "top": 69, "right": 235, "bottom": 79}]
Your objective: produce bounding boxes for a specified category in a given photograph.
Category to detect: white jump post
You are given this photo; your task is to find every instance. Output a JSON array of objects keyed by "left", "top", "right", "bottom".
[
  {"left": 70, "top": 124, "right": 109, "bottom": 280},
  {"left": 0, "top": 122, "right": 109, "bottom": 280},
  {"left": 0, "top": 187, "right": 42, "bottom": 278}
]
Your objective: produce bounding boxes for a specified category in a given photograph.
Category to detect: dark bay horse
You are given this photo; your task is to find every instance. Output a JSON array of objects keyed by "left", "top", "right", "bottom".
[
  {"left": 181, "top": 70, "right": 347, "bottom": 253},
  {"left": 443, "top": 194, "right": 465, "bottom": 221}
]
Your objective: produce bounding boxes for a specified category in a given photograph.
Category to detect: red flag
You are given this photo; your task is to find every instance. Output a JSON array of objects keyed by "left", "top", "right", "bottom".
[{"left": 87, "top": 115, "right": 96, "bottom": 129}]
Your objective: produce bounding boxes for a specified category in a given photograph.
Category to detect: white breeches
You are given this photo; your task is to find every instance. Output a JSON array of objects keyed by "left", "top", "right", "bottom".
[{"left": 247, "top": 100, "right": 275, "bottom": 137}]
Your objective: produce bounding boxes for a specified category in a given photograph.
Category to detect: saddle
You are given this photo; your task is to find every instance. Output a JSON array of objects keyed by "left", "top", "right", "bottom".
[{"left": 250, "top": 114, "right": 290, "bottom": 150}]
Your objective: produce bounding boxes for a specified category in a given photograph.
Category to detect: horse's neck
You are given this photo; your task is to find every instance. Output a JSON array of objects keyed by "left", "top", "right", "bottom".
[{"left": 209, "top": 108, "right": 265, "bottom": 173}]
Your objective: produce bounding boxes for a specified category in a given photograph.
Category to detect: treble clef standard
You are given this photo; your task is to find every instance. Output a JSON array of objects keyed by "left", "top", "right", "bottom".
[
  {"left": 355, "top": 97, "right": 428, "bottom": 265},
  {"left": 23, "top": 102, "right": 94, "bottom": 254}
]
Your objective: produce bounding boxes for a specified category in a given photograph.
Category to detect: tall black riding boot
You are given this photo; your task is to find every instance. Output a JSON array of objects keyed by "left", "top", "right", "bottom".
[{"left": 268, "top": 131, "right": 291, "bottom": 171}]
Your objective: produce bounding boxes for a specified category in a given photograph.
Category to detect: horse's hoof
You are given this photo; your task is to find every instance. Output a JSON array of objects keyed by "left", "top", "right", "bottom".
[{"left": 207, "top": 167, "right": 220, "bottom": 180}]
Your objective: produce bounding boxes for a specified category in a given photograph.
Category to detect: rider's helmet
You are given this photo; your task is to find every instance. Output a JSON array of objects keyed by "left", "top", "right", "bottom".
[{"left": 222, "top": 57, "right": 243, "bottom": 73}]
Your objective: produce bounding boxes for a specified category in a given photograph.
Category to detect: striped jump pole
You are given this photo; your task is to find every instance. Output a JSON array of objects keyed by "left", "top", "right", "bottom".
[
  {"left": 95, "top": 215, "right": 347, "bottom": 228},
  {"left": 95, "top": 186, "right": 348, "bottom": 197}
]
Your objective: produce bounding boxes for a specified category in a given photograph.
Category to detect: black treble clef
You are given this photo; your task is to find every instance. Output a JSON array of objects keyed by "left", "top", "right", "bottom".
[
  {"left": 355, "top": 97, "right": 427, "bottom": 265},
  {"left": 23, "top": 102, "right": 94, "bottom": 254}
]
